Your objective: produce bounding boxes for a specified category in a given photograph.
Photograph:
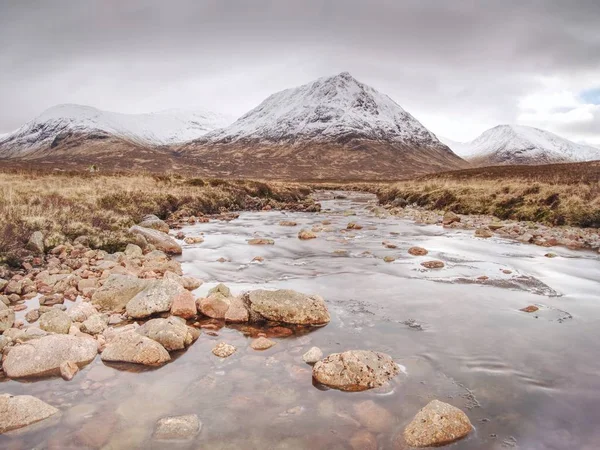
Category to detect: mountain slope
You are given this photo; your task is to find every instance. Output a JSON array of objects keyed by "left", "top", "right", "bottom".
[
  {"left": 0, "top": 104, "right": 232, "bottom": 159},
  {"left": 442, "top": 125, "right": 600, "bottom": 166},
  {"left": 180, "top": 72, "right": 466, "bottom": 180}
]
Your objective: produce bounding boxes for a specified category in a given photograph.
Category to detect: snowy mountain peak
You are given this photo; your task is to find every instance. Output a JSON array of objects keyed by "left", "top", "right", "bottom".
[
  {"left": 199, "top": 72, "right": 442, "bottom": 147},
  {"left": 441, "top": 124, "right": 600, "bottom": 165},
  {"left": 0, "top": 104, "right": 233, "bottom": 157}
]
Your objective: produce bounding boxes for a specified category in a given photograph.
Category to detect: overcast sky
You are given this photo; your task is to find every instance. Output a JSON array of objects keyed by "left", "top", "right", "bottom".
[{"left": 1, "top": 0, "right": 599, "bottom": 144}]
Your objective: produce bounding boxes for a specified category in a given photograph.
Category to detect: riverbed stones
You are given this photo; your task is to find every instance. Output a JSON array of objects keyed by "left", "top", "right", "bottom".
[
  {"left": 303, "top": 346, "right": 323, "bottom": 364},
  {"left": 0, "top": 394, "right": 59, "bottom": 434},
  {"left": 100, "top": 332, "right": 170, "bottom": 366},
  {"left": 350, "top": 430, "right": 377, "bottom": 450},
  {"left": 184, "top": 236, "right": 204, "bottom": 244},
  {"left": 312, "top": 350, "right": 399, "bottom": 391},
  {"left": 353, "top": 400, "right": 394, "bottom": 433},
  {"left": 520, "top": 305, "right": 539, "bottom": 313},
  {"left": 250, "top": 337, "right": 276, "bottom": 350},
  {"left": 247, "top": 238, "right": 275, "bottom": 245},
  {"left": 408, "top": 246, "right": 428, "bottom": 256},
  {"left": 26, "top": 231, "right": 45, "bottom": 254},
  {"left": 59, "top": 360, "right": 79, "bottom": 381},
  {"left": 383, "top": 256, "right": 396, "bottom": 263},
  {"left": 126, "top": 279, "right": 185, "bottom": 319},
  {"left": 3, "top": 334, "right": 97, "bottom": 378},
  {"left": 164, "top": 271, "right": 203, "bottom": 291},
  {"left": 170, "top": 290, "right": 197, "bottom": 319},
  {"left": 243, "top": 289, "right": 330, "bottom": 325},
  {"left": 298, "top": 229, "right": 317, "bottom": 240},
  {"left": 136, "top": 316, "right": 193, "bottom": 351},
  {"left": 92, "top": 274, "right": 149, "bottom": 312},
  {"left": 474, "top": 228, "right": 494, "bottom": 238},
  {"left": 80, "top": 313, "right": 109, "bottom": 335},
  {"left": 138, "top": 215, "right": 169, "bottom": 234},
  {"left": 421, "top": 260, "right": 445, "bottom": 269},
  {"left": 212, "top": 342, "right": 236, "bottom": 358},
  {"left": 443, "top": 211, "right": 461, "bottom": 226},
  {"left": 0, "top": 302, "right": 15, "bottom": 332},
  {"left": 68, "top": 302, "right": 99, "bottom": 322},
  {"left": 403, "top": 400, "right": 473, "bottom": 447},
  {"left": 129, "top": 225, "right": 182, "bottom": 255},
  {"left": 124, "top": 243, "right": 143, "bottom": 258},
  {"left": 279, "top": 220, "right": 297, "bottom": 226},
  {"left": 39, "top": 309, "right": 72, "bottom": 334},
  {"left": 153, "top": 414, "right": 201, "bottom": 440}
]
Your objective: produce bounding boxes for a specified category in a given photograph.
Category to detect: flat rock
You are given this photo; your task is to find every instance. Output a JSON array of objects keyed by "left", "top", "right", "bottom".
[
  {"left": 154, "top": 414, "right": 201, "bottom": 440},
  {"left": 136, "top": 316, "right": 193, "bottom": 351},
  {"left": 126, "top": 279, "right": 185, "bottom": 319},
  {"left": 243, "top": 289, "right": 330, "bottom": 325},
  {"left": 312, "top": 350, "right": 399, "bottom": 392},
  {"left": 3, "top": 334, "right": 97, "bottom": 378},
  {"left": 92, "top": 274, "right": 149, "bottom": 313},
  {"left": 39, "top": 309, "right": 72, "bottom": 334},
  {"left": 101, "top": 332, "right": 170, "bottom": 366},
  {"left": 0, "top": 394, "right": 59, "bottom": 434},
  {"left": 129, "top": 225, "right": 182, "bottom": 255},
  {"left": 403, "top": 400, "right": 473, "bottom": 447}
]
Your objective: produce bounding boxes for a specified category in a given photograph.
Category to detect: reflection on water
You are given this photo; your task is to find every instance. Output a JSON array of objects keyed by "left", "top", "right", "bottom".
[{"left": 2, "top": 191, "right": 600, "bottom": 449}]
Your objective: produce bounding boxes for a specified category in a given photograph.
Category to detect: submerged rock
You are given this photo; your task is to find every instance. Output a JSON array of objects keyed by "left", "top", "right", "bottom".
[
  {"left": 136, "top": 316, "right": 193, "bottom": 351},
  {"left": 60, "top": 360, "right": 79, "bottom": 381},
  {"left": 243, "top": 289, "right": 330, "bottom": 325},
  {"left": 0, "top": 394, "right": 59, "bottom": 434},
  {"left": 101, "top": 332, "right": 170, "bottom": 366},
  {"left": 353, "top": 400, "right": 394, "bottom": 433},
  {"left": 312, "top": 350, "right": 399, "bottom": 391},
  {"left": 129, "top": 225, "right": 182, "bottom": 255},
  {"left": 212, "top": 342, "right": 236, "bottom": 358},
  {"left": 403, "top": 400, "right": 473, "bottom": 447},
  {"left": 154, "top": 414, "right": 201, "bottom": 440},
  {"left": 3, "top": 334, "right": 97, "bottom": 378},
  {"left": 298, "top": 229, "right": 317, "bottom": 240},
  {"left": 250, "top": 337, "right": 276, "bottom": 350}
]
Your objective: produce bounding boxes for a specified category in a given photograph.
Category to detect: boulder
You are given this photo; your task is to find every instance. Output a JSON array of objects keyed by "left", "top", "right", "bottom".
[
  {"left": 138, "top": 215, "right": 169, "bottom": 234},
  {"left": 312, "top": 350, "right": 399, "bottom": 392},
  {"left": 212, "top": 342, "right": 236, "bottom": 358},
  {"left": 408, "top": 246, "right": 428, "bottom": 256},
  {"left": 154, "top": 414, "right": 201, "bottom": 440},
  {"left": 170, "top": 290, "right": 197, "bottom": 319},
  {"left": 443, "top": 211, "right": 461, "bottom": 226},
  {"left": 136, "top": 316, "right": 193, "bottom": 351},
  {"left": 80, "top": 314, "right": 109, "bottom": 335},
  {"left": 129, "top": 225, "right": 182, "bottom": 255},
  {"left": 302, "top": 346, "right": 323, "bottom": 364},
  {"left": 403, "top": 400, "right": 473, "bottom": 447},
  {"left": 126, "top": 279, "right": 185, "bottom": 319},
  {"left": 68, "top": 302, "right": 98, "bottom": 322},
  {"left": 0, "top": 394, "right": 59, "bottom": 434},
  {"left": 224, "top": 296, "right": 249, "bottom": 322},
  {"left": 474, "top": 228, "right": 493, "bottom": 238},
  {"left": 164, "top": 271, "right": 203, "bottom": 291},
  {"left": 92, "top": 274, "right": 149, "bottom": 313},
  {"left": 39, "top": 309, "right": 72, "bottom": 334},
  {"left": 197, "top": 295, "right": 230, "bottom": 319},
  {"left": 243, "top": 289, "right": 330, "bottom": 325},
  {"left": 0, "top": 302, "right": 15, "bottom": 332},
  {"left": 3, "top": 334, "right": 97, "bottom": 378},
  {"left": 60, "top": 360, "right": 79, "bottom": 381},
  {"left": 26, "top": 231, "right": 45, "bottom": 254},
  {"left": 101, "top": 332, "right": 170, "bottom": 366},
  {"left": 124, "top": 243, "right": 143, "bottom": 258}
]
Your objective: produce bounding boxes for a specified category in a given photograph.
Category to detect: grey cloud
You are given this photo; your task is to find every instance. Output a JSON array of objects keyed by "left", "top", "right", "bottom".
[{"left": 1, "top": 0, "right": 599, "bottom": 142}]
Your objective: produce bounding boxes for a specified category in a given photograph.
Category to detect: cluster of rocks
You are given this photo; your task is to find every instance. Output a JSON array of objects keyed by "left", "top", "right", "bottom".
[{"left": 385, "top": 206, "right": 600, "bottom": 252}]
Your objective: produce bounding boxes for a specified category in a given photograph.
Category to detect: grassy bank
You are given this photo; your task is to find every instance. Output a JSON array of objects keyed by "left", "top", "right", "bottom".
[
  {"left": 378, "top": 176, "right": 600, "bottom": 228},
  {"left": 0, "top": 171, "right": 315, "bottom": 264}
]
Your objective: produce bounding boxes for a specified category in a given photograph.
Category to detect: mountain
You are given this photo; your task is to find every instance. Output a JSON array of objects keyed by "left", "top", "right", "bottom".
[
  {"left": 0, "top": 104, "right": 232, "bottom": 160},
  {"left": 179, "top": 72, "right": 466, "bottom": 180},
  {"left": 440, "top": 125, "right": 600, "bottom": 166}
]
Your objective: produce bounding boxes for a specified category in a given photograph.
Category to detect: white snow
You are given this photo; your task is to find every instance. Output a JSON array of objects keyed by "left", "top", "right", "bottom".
[
  {"left": 201, "top": 72, "right": 444, "bottom": 147},
  {"left": 441, "top": 125, "right": 600, "bottom": 163},
  {"left": 0, "top": 104, "right": 233, "bottom": 156}
]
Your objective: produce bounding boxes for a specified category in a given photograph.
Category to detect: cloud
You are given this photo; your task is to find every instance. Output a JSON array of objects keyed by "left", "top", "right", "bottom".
[{"left": 1, "top": 0, "right": 599, "bottom": 143}]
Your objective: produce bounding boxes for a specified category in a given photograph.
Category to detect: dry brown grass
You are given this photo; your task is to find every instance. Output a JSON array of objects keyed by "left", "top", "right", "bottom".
[{"left": 0, "top": 170, "right": 314, "bottom": 264}]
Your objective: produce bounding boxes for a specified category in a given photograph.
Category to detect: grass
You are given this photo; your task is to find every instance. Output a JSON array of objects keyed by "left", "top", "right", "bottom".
[
  {"left": 0, "top": 170, "right": 315, "bottom": 264},
  {"left": 377, "top": 162, "right": 600, "bottom": 228}
]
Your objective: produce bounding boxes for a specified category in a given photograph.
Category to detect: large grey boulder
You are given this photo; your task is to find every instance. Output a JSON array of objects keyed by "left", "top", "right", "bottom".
[
  {"left": 136, "top": 316, "right": 194, "bottom": 351},
  {"left": 129, "top": 225, "right": 182, "bottom": 255},
  {"left": 0, "top": 302, "right": 15, "bottom": 332},
  {"left": 3, "top": 334, "right": 97, "bottom": 378},
  {"left": 312, "top": 350, "right": 399, "bottom": 392},
  {"left": 101, "top": 332, "right": 170, "bottom": 366},
  {"left": 243, "top": 289, "right": 330, "bottom": 325},
  {"left": 126, "top": 279, "right": 186, "bottom": 319},
  {"left": 26, "top": 231, "right": 45, "bottom": 254},
  {"left": 139, "top": 214, "right": 170, "bottom": 234},
  {"left": 39, "top": 309, "right": 71, "bottom": 334},
  {"left": 0, "top": 394, "right": 59, "bottom": 434},
  {"left": 403, "top": 400, "right": 473, "bottom": 447},
  {"left": 92, "top": 275, "right": 149, "bottom": 313}
]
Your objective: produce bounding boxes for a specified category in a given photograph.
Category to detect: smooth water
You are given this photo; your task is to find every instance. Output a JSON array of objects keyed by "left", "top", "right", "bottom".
[{"left": 2, "top": 191, "right": 600, "bottom": 449}]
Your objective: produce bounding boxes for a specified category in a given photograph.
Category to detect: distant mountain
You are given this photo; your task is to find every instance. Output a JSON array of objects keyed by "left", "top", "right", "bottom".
[
  {"left": 0, "top": 104, "right": 232, "bottom": 159},
  {"left": 440, "top": 125, "right": 600, "bottom": 166},
  {"left": 180, "top": 72, "right": 466, "bottom": 180}
]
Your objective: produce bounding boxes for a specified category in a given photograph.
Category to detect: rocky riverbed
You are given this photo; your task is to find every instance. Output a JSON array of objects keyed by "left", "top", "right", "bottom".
[{"left": 1, "top": 191, "right": 600, "bottom": 449}]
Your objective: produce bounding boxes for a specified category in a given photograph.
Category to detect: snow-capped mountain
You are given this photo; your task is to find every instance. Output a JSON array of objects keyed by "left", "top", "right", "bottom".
[
  {"left": 441, "top": 125, "right": 600, "bottom": 165},
  {"left": 0, "top": 104, "right": 232, "bottom": 158},
  {"left": 182, "top": 72, "right": 465, "bottom": 179}
]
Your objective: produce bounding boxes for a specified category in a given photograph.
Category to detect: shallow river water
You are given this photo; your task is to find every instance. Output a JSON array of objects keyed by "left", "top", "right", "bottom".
[{"left": 2, "top": 191, "right": 600, "bottom": 449}]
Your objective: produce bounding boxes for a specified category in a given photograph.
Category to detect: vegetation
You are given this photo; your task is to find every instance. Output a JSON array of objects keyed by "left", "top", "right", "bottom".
[
  {"left": 0, "top": 170, "right": 314, "bottom": 264},
  {"left": 378, "top": 162, "right": 600, "bottom": 228}
]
